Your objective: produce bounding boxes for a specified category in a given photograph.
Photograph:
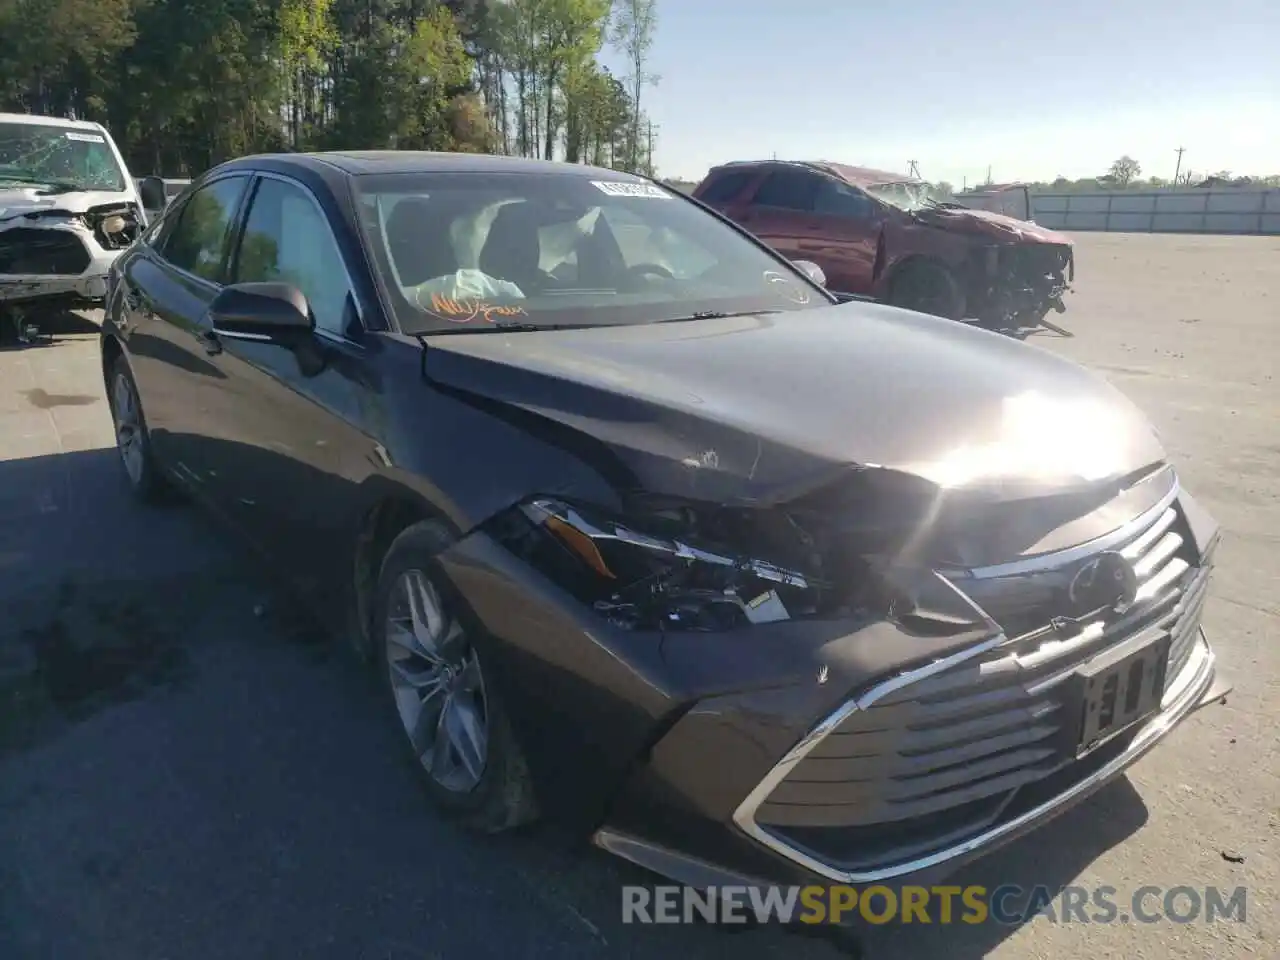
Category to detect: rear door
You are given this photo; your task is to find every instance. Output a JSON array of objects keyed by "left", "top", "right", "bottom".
[
  {"left": 116, "top": 174, "right": 252, "bottom": 488},
  {"left": 692, "top": 167, "right": 759, "bottom": 223}
]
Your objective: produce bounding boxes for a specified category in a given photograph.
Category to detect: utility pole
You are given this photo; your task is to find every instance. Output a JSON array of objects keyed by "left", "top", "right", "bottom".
[
  {"left": 1173, "top": 146, "right": 1186, "bottom": 185},
  {"left": 986, "top": 164, "right": 992, "bottom": 185},
  {"left": 907, "top": 160, "right": 920, "bottom": 178}
]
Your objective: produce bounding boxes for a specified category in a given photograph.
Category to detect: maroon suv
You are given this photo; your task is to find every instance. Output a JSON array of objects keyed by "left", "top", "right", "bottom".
[{"left": 694, "top": 160, "right": 1074, "bottom": 327}]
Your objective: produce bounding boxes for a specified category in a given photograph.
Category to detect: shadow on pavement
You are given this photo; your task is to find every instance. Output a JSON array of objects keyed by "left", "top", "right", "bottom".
[{"left": 0, "top": 444, "right": 1149, "bottom": 960}]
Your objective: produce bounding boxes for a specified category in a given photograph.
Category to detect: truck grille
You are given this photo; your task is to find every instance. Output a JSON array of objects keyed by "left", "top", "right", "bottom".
[
  {"left": 752, "top": 499, "right": 1213, "bottom": 874},
  {"left": 0, "top": 228, "right": 91, "bottom": 275}
]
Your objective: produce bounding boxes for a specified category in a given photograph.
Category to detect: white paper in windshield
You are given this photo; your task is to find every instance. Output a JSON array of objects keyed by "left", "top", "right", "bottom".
[
  {"left": 590, "top": 180, "right": 672, "bottom": 200},
  {"left": 65, "top": 132, "right": 106, "bottom": 143}
]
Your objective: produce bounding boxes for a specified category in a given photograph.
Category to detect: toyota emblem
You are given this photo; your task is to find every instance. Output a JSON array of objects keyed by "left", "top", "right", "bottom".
[{"left": 1067, "top": 551, "right": 1138, "bottom": 616}]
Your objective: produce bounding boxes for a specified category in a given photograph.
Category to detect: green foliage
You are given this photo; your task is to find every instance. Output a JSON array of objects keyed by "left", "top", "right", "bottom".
[{"left": 0, "top": 0, "right": 659, "bottom": 178}]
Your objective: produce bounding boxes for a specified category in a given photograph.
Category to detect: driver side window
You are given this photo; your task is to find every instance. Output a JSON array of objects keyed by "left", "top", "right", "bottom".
[
  {"left": 233, "top": 177, "right": 355, "bottom": 337},
  {"left": 813, "top": 179, "right": 874, "bottom": 220}
]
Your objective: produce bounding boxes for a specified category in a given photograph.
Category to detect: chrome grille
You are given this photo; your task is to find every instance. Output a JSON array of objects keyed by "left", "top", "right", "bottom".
[{"left": 753, "top": 499, "right": 1212, "bottom": 870}]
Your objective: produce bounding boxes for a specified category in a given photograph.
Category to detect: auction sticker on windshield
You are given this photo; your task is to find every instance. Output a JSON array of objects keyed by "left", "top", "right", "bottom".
[
  {"left": 591, "top": 181, "right": 672, "bottom": 200},
  {"left": 65, "top": 132, "right": 106, "bottom": 143}
]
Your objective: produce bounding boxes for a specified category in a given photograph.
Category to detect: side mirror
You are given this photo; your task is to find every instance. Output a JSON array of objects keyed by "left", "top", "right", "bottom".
[
  {"left": 137, "top": 176, "right": 168, "bottom": 212},
  {"left": 208, "top": 282, "right": 313, "bottom": 342},
  {"left": 792, "top": 259, "right": 827, "bottom": 288}
]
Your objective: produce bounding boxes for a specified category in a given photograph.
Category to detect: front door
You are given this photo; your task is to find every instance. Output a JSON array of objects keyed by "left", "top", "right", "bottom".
[
  {"left": 197, "top": 173, "right": 389, "bottom": 598},
  {"left": 806, "top": 178, "right": 882, "bottom": 295}
]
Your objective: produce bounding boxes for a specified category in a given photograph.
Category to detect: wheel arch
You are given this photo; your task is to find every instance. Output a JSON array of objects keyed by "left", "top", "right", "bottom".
[
  {"left": 885, "top": 254, "right": 967, "bottom": 320},
  {"left": 101, "top": 332, "right": 124, "bottom": 390},
  {"left": 886, "top": 253, "right": 952, "bottom": 295},
  {"left": 349, "top": 478, "right": 463, "bottom": 662}
]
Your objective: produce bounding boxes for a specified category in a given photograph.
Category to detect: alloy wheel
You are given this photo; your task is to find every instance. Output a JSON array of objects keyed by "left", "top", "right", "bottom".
[
  {"left": 385, "top": 569, "right": 489, "bottom": 793},
  {"left": 112, "top": 371, "right": 145, "bottom": 485}
]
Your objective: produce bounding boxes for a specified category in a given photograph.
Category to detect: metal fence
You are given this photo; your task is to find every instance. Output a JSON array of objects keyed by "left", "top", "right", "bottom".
[{"left": 1030, "top": 188, "right": 1280, "bottom": 235}]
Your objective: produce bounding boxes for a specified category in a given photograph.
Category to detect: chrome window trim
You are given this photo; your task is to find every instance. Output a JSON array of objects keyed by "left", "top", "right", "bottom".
[
  {"left": 731, "top": 630, "right": 1217, "bottom": 884},
  {"left": 944, "top": 469, "right": 1180, "bottom": 581}
]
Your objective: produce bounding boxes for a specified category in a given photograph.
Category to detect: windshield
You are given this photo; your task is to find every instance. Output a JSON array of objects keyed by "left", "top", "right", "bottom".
[
  {"left": 864, "top": 179, "right": 951, "bottom": 213},
  {"left": 353, "top": 171, "right": 829, "bottom": 333},
  {"left": 0, "top": 122, "right": 127, "bottom": 192}
]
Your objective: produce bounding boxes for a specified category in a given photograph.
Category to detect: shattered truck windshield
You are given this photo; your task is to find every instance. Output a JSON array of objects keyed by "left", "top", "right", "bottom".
[
  {"left": 864, "top": 179, "right": 953, "bottom": 213},
  {"left": 0, "top": 122, "right": 127, "bottom": 193}
]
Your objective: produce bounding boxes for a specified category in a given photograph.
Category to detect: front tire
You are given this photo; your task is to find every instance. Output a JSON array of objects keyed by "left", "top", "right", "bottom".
[
  {"left": 373, "top": 520, "right": 538, "bottom": 833},
  {"left": 107, "top": 357, "right": 172, "bottom": 504},
  {"left": 889, "top": 260, "right": 966, "bottom": 321}
]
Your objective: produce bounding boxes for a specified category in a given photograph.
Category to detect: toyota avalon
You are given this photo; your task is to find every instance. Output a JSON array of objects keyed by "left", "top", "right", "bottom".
[{"left": 100, "top": 151, "right": 1230, "bottom": 895}]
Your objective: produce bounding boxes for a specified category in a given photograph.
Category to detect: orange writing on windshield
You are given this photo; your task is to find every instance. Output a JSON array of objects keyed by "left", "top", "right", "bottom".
[{"left": 429, "top": 293, "right": 528, "bottom": 324}]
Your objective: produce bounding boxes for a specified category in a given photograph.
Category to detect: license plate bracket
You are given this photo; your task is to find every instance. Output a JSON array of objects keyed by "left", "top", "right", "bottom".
[{"left": 1074, "top": 630, "right": 1171, "bottom": 758}]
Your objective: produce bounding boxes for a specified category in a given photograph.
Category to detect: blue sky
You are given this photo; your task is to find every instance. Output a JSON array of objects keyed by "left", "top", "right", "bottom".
[{"left": 598, "top": 0, "right": 1279, "bottom": 185}]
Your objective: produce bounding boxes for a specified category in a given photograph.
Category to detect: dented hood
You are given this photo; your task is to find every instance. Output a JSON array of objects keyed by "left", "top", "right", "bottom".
[
  {"left": 0, "top": 185, "right": 136, "bottom": 222},
  {"left": 913, "top": 204, "right": 1071, "bottom": 245},
  {"left": 421, "top": 302, "right": 1163, "bottom": 505}
]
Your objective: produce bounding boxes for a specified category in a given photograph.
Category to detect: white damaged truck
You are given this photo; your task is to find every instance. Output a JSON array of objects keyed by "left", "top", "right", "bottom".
[{"left": 0, "top": 112, "right": 167, "bottom": 343}]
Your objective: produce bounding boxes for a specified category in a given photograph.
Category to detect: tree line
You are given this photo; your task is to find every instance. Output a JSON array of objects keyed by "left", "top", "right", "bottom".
[{"left": 0, "top": 0, "right": 660, "bottom": 179}]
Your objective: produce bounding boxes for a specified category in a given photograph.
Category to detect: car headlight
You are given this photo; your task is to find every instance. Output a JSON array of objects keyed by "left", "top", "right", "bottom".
[{"left": 492, "top": 496, "right": 834, "bottom": 632}]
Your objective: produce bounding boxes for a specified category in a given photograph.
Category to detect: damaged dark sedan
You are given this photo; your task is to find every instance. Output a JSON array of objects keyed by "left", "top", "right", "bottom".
[{"left": 101, "top": 151, "right": 1229, "bottom": 895}]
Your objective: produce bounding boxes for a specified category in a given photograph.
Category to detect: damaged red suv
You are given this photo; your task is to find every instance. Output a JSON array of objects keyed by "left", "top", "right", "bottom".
[{"left": 694, "top": 160, "right": 1074, "bottom": 327}]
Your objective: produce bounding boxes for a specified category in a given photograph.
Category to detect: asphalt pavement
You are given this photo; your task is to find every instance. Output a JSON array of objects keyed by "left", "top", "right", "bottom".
[{"left": 1, "top": 234, "right": 1276, "bottom": 959}]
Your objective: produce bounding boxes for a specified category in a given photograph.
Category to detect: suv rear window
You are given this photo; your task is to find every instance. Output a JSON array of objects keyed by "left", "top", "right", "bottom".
[{"left": 698, "top": 169, "right": 754, "bottom": 203}]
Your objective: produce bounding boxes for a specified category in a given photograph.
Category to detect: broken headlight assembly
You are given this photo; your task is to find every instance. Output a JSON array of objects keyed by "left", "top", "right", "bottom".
[
  {"left": 86, "top": 204, "right": 142, "bottom": 251},
  {"left": 489, "top": 495, "right": 877, "bottom": 632}
]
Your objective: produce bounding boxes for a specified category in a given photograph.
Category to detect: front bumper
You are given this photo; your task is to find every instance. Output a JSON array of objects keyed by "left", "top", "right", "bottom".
[
  {"left": 595, "top": 629, "right": 1227, "bottom": 891},
  {"left": 969, "top": 242, "right": 1073, "bottom": 325},
  {"left": 0, "top": 221, "right": 125, "bottom": 308},
  {"left": 439, "top": 482, "right": 1226, "bottom": 893},
  {"left": 0, "top": 270, "right": 110, "bottom": 306}
]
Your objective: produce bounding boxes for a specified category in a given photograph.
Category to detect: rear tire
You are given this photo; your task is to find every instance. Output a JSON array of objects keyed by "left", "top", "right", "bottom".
[
  {"left": 889, "top": 261, "right": 966, "bottom": 321},
  {"left": 373, "top": 520, "right": 538, "bottom": 833}
]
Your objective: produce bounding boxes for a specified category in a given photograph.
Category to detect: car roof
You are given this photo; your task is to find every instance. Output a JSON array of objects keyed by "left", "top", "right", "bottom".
[
  {"left": 807, "top": 161, "right": 917, "bottom": 188},
  {"left": 0, "top": 112, "right": 106, "bottom": 131},
  {"left": 221, "top": 150, "right": 649, "bottom": 180},
  {"left": 710, "top": 159, "right": 918, "bottom": 188}
]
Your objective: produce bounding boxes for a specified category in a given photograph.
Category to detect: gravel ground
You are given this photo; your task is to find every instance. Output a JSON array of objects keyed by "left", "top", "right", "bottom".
[{"left": 0, "top": 232, "right": 1276, "bottom": 959}]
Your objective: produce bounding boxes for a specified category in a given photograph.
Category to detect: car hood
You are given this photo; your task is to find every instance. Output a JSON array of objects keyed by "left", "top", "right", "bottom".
[
  {"left": 0, "top": 186, "right": 136, "bottom": 222},
  {"left": 420, "top": 302, "right": 1163, "bottom": 507},
  {"left": 913, "top": 205, "right": 1071, "bottom": 245}
]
